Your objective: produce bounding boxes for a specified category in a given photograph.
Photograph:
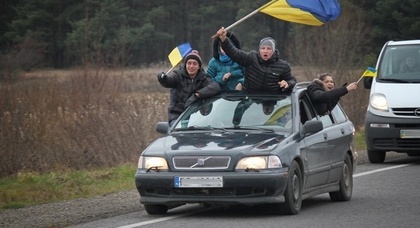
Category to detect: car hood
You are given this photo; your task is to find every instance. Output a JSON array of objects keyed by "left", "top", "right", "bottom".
[
  {"left": 143, "top": 131, "right": 289, "bottom": 156},
  {"left": 372, "top": 82, "right": 420, "bottom": 107}
]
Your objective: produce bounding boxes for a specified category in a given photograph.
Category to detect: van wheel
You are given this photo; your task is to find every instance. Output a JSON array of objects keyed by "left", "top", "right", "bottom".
[
  {"left": 367, "top": 150, "right": 386, "bottom": 163},
  {"left": 144, "top": 204, "right": 168, "bottom": 214},
  {"left": 329, "top": 154, "right": 353, "bottom": 201}
]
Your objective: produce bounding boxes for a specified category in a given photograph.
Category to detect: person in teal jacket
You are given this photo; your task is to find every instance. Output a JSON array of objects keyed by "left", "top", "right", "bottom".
[{"left": 207, "top": 31, "right": 245, "bottom": 92}]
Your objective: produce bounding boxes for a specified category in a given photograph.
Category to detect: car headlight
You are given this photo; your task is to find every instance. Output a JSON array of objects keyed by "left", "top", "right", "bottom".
[
  {"left": 138, "top": 156, "right": 168, "bottom": 170},
  {"left": 370, "top": 93, "right": 388, "bottom": 111},
  {"left": 236, "top": 156, "right": 282, "bottom": 170}
]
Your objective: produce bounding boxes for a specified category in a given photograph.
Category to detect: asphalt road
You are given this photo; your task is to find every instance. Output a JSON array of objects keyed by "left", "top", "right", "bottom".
[{"left": 68, "top": 155, "right": 420, "bottom": 228}]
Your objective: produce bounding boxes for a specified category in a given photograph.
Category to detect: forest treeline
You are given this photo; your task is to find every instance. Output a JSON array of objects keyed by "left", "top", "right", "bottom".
[{"left": 1, "top": 0, "right": 420, "bottom": 71}]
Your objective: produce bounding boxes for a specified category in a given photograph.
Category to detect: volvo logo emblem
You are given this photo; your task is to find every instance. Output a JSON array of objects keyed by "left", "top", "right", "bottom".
[
  {"left": 190, "top": 156, "right": 211, "bottom": 168},
  {"left": 415, "top": 108, "right": 420, "bottom": 117},
  {"left": 191, "top": 156, "right": 212, "bottom": 168},
  {"left": 197, "top": 158, "right": 206, "bottom": 166}
]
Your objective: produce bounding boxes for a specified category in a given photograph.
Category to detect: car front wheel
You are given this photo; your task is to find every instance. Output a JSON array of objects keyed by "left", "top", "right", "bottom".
[
  {"left": 144, "top": 204, "right": 168, "bottom": 214},
  {"left": 279, "top": 161, "right": 302, "bottom": 215},
  {"left": 329, "top": 153, "right": 353, "bottom": 201}
]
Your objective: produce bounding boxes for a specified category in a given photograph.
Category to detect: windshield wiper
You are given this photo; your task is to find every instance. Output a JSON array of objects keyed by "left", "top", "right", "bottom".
[
  {"left": 173, "top": 125, "right": 225, "bottom": 131},
  {"left": 225, "top": 126, "right": 275, "bottom": 132},
  {"left": 245, "top": 168, "right": 260, "bottom": 172},
  {"left": 146, "top": 166, "right": 164, "bottom": 172},
  {"left": 173, "top": 125, "right": 274, "bottom": 132}
]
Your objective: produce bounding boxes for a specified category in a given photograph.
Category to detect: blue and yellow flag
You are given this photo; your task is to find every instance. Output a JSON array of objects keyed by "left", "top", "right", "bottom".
[
  {"left": 356, "top": 67, "right": 377, "bottom": 83},
  {"left": 361, "top": 67, "right": 377, "bottom": 78},
  {"left": 168, "top": 43, "right": 192, "bottom": 67},
  {"left": 259, "top": 0, "right": 341, "bottom": 26}
]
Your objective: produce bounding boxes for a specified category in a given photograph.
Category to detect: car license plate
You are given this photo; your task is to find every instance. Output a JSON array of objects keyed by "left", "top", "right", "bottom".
[
  {"left": 174, "top": 176, "right": 223, "bottom": 188},
  {"left": 400, "top": 129, "right": 420, "bottom": 138}
]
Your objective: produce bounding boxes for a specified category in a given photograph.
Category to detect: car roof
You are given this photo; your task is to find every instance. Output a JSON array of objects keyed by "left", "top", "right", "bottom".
[
  {"left": 386, "top": 40, "right": 420, "bottom": 46},
  {"left": 294, "top": 81, "right": 311, "bottom": 91}
]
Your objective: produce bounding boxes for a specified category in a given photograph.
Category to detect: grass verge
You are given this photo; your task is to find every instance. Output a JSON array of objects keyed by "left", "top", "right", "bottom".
[
  {"left": 355, "top": 129, "right": 366, "bottom": 151},
  {"left": 0, "top": 163, "right": 137, "bottom": 211}
]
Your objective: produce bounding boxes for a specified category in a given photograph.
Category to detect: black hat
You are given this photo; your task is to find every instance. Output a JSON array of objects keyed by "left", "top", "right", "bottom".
[{"left": 184, "top": 50, "right": 202, "bottom": 68}]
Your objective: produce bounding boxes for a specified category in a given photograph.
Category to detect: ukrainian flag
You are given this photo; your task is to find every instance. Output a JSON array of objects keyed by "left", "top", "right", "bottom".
[
  {"left": 362, "top": 67, "right": 377, "bottom": 77},
  {"left": 168, "top": 43, "right": 192, "bottom": 67},
  {"left": 259, "top": 0, "right": 341, "bottom": 26}
]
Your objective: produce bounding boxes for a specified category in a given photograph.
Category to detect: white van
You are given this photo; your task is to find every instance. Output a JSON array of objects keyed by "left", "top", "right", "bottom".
[{"left": 364, "top": 40, "right": 420, "bottom": 163}]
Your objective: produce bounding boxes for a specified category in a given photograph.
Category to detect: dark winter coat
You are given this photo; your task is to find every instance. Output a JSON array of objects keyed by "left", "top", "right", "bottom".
[
  {"left": 158, "top": 66, "right": 221, "bottom": 123},
  {"left": 220, "top": 38, "right": 296, "bottom": 93},
  {"left": 307, "top": 79, "right": 348, "bottom": 115}
]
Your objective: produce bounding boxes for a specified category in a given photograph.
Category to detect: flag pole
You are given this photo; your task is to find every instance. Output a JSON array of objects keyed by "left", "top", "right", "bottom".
[
  {"left": 211, "top": 0, "right": 277, "bottom": 39},
  {"left": 356, "top": 75, "right": 364, "bottom": 84},
  {"left": 166, "top": 65, "right": 177, "bottom": 75},
  {"left": 210, "top": 9, "right": 259, "bottom": 39}
]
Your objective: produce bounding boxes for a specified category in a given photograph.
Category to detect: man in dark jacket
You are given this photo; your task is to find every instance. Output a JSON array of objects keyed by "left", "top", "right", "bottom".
[
  {"left": 158, "top": 50, "right": 221, "bottom": 126},
  {"left": 216, "top": 27, "right": 296, "bottom": 93}
]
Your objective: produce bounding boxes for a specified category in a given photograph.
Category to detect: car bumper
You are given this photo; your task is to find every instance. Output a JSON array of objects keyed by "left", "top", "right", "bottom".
[
  {"left": 135, "top": 169, "right": 289, "bottom": 206},
  {"left": 365, "top": 111, "right": 420, "bottom": 152}
]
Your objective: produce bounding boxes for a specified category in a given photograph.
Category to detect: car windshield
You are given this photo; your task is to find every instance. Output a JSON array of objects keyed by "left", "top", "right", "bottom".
[
  {"left": 378, "top": 44, "right": 420, "bottom": 82},
  {"left": 173, "top": 95, "right": 293, "bottom": 131}
]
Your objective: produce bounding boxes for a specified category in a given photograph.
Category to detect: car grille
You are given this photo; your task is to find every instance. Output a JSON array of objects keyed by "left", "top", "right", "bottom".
[
  {"left": 394, "top": 123, "right": 420, "bottom": 129},
  {"left": 373, "top": 138, "right": 420, "bottom": 149},
  {"left": 392, "top": 107, "right": 420, "bottom": 117},
  {"left": 173, "top": 156, "right": 231, "bottom": 169}
]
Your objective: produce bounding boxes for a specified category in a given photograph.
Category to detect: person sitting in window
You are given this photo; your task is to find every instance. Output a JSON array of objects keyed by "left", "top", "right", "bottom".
[
  {"left": 307, "top": 73, "right": 357, "bottom": 116},
  {"left": 399, "top": 56, "right": 420, "bottom": 73}
]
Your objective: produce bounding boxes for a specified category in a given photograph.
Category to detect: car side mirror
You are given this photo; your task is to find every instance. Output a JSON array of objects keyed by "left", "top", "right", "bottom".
[
  {"left": 156, "top": 122, "right": 169, "bottom": 134},
  {"left": 363, "top": 77, "right": 373, "bottom": 89},
  {"left": 300, "top": 120, "right": 323, "bottom": 136}
]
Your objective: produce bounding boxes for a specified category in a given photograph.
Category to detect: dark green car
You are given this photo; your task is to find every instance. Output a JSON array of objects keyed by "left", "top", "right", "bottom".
[{"left": 135, "top": 82, "right": 357, "bottom": 215}]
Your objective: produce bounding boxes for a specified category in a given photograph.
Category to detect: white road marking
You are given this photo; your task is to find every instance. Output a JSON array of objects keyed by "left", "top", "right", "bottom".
[
  {"left": 354, "top": 164, "right": 412, "bottom": 178},
  {"left": 117, "top": 206, "right": 213, "bottom": 228}
]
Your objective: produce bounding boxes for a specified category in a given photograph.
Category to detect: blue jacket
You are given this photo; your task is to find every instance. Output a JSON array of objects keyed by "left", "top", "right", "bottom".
[{"left": 207, "top": 57, "right": 244, "bottom": 92}]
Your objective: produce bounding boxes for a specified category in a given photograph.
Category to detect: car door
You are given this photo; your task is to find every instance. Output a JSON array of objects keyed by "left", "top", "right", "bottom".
[
  {"left": 326, "top": 104, "right": 354, "bottom": 184},
  {"left": 299, "top": 95, "right": 331, "bottom": 189}
]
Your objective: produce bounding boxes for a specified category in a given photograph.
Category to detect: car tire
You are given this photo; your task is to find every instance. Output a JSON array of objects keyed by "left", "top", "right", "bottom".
[
  {"left": 144, "top": 204, "right": 168, "bottom": 214},
  {"left": 368, "top": 150, "right": 386, "bottom": 163},
  {"left": 279, "top": 161, "right": 302, "bottom": 215},
  {"left": 329, "top": 153, "right": 353, "bottom": 201}
]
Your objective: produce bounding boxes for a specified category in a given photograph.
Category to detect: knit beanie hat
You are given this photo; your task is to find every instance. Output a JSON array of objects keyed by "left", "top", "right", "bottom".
[
  {"left": 259, "top": 37, "right": 276, "bottom": 50},
  {"left": 184, "top": 50, "right": 202, "bottom": 68}
]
